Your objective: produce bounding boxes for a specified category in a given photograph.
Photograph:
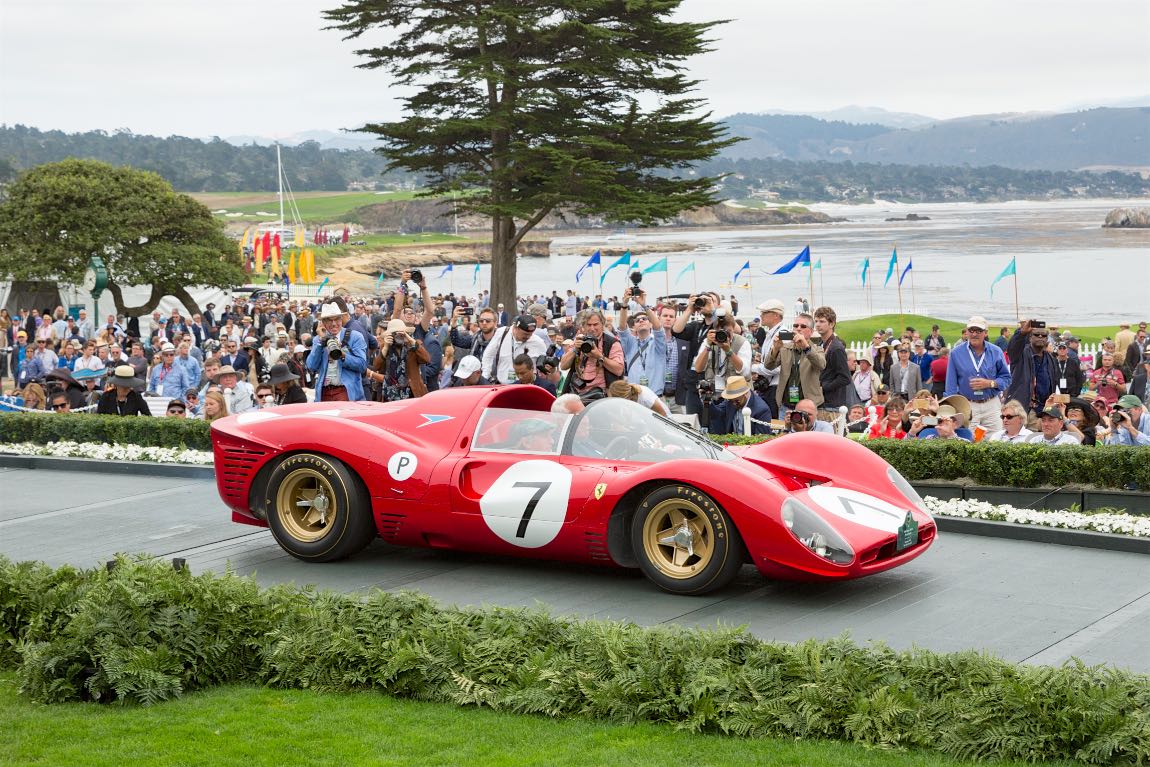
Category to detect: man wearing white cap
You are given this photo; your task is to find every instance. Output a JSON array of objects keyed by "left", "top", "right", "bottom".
[
  {"left": 944, "top": 315, "right": 1011, "bottom": 434},
  {"left": 149, "top": 342, "right": 194, "bottom": 400},
  {"left": 450, "top": 355, "right": 486, "bottom": 387},
  {"left": 307, "top": 302, "right": 369, "bottom": 401},
  {"left": 755, "top": 298, "right": 786, "bottom": 418}
]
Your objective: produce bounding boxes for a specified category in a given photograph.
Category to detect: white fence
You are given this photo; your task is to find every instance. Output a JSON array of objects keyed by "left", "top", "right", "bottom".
[{"left": 843, "top": 341, "right": 1103, "bottom": 361}]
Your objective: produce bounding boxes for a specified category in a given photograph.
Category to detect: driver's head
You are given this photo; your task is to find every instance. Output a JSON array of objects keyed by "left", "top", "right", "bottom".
[{"left": 510, "top": 418, "right": 554, "bottom": 451}]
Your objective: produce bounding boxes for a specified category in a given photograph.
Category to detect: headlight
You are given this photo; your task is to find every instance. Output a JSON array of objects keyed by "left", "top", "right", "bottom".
[
  {"left": 887, "top": 466, "right": 930, "bottom": 517},
  {"left": 780, "top": 498, "right": 854, "bottom": 565}
]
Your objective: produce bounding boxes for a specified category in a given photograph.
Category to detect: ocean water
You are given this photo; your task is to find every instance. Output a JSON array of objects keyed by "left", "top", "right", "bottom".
[{"left": 504, "top": 198, "right": 1150, "bottom": 324}]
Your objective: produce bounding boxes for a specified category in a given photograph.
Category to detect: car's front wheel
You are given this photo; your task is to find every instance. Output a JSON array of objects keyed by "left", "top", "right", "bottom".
[
  {"left": 265, "top": 453, "right": 375, "bottom": 561},
  {"left": 631, "top": 484, "right": 744, "bottom": 595}
]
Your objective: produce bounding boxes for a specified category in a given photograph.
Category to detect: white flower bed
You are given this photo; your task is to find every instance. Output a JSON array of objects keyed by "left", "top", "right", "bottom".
[
  {"left": 0, "top": 441, "right": 213, "bottom": 465},
  {"left": 924, "top": 496, "right": 1150, "bottom": 538}
]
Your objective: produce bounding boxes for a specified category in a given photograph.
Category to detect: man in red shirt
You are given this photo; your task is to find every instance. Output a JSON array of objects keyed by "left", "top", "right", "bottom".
[{"left": 929, "top": 346, "right": 949, "bottom": 397}]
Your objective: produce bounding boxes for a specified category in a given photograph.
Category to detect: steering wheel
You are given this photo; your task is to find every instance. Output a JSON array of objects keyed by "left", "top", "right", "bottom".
[{"left": 603, "top": 435, "right": 635, "bottom": 460}]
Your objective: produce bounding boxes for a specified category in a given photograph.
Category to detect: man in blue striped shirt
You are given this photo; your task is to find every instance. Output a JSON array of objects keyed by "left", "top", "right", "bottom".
[{"left": 944, "top": 315, "right": 1011, "bottom": 434}]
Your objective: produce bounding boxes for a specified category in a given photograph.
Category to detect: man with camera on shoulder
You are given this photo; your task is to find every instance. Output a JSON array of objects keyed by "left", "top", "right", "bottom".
[
  {"left": 558, "top": 308, "right": 624, "bottom": 402},
  {"left": 307, "top": 302, "right": 368, "bottom": 402}
]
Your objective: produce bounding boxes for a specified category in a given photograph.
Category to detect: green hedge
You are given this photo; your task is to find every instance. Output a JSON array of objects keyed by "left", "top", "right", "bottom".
[
  {"left": 1, "top": 556, "right": 1147, "bottom": 763},
  {"left": 712, "top": 435, "right": 1150, "bottom": 490},
  {"left": 0, "top": 413, "right": 211, "bottom": 450}
]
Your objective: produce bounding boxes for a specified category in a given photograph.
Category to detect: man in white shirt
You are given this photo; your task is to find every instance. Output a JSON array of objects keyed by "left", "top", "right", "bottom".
[
  {"left": 989, "top": 400, "right": 1034, "bottom": 443},
  {"left": 482, "top": 314, "right": 547, "bottom": 384},
  {"left": 1028, "top": 405, "right": 1081, "bottom": 446}
]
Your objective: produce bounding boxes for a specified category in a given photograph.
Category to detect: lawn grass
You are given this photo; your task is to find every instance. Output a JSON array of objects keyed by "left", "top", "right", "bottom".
[
  {"left": 198, "top": 190, "right": 426, "bottom": 222},
  {"left": 835, "top": 313, "right": 1118, "bottom": 345},
  {"left": 0, "top": 673, "right": 1071, "bottom": 767}
]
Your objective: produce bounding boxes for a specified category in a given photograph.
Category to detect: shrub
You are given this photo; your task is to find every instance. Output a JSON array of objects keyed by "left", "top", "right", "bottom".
[
  {"left": 1, "top": 556, "right": 1147, "bottom": 763},
  {"left": 0, "top": 413, "right": 211, "bottom": 450},
  {"left": 711, "top": 434, "right": 1150, "bottom": 490}
]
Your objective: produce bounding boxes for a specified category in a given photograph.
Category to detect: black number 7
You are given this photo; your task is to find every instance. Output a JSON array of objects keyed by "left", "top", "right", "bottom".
[{"left": 513, "top": 481, "right": 552, "bottom": 538}]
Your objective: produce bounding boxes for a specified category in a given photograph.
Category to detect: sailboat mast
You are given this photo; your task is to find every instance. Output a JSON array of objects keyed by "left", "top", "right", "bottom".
[{"left": 276, "top": 143, "right": 284, "bottom": 232}]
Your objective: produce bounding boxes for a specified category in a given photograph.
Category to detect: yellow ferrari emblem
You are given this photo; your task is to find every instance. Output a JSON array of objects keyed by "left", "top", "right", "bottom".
[{"left": 594, "top": 483, "right": 607, "bottom": 500}]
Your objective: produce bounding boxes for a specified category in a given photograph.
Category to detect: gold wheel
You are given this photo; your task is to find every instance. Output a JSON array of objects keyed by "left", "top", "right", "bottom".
[
  {"left": 641, "top": 497, "right": 716, "bottom": 580},
  {"left": 274, "top": 467, "right": 340, "bottom": 543}
]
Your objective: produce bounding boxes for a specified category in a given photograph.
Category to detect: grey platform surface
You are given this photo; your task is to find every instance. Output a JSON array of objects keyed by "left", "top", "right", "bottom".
[{"left": 2, "top": 466, "right": 1148, "bottom": 674}]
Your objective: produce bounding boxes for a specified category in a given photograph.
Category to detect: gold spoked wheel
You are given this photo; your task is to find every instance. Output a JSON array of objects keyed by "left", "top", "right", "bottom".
[
  {"left": 641, "top": 498, "right": 715, "bottom": 580},
  {"left": 275, "top": 467, "right": 339, "bottom": 543}
]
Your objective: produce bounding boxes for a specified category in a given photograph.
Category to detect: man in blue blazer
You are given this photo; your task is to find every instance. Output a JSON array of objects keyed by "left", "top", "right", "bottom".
[
  {"left": 711, "top": 374, "right": 774, "bottom": 435},
  {"left": 307, "top": 302, "right": 369, "bottom": 401}
]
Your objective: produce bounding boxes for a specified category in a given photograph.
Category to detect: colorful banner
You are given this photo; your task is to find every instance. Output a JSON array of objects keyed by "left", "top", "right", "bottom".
[
  {"left": 675, "top": 261, "right": 695, "bottom": 285},
  {"left": 642, "top": 257, "right": 668, "bottom": 274},
  {"left": 765, "top": 245, "right": 810, "bottom": 275},
  {"left": 884, "top": 248, "right": 898, "bottom": 287},
  {"left": 990, "top": 257, "right": 1016, "bottom": 297}
]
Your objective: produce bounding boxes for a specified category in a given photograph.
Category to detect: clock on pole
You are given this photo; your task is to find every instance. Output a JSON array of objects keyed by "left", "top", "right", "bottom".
[{"left": 83, "top": 256, "right": 109, "bottom": 321}]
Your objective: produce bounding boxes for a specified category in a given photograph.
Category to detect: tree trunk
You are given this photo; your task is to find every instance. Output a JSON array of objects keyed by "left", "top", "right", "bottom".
[
  {"left": 169, "top": 284, "right": 203, "bottom": 318},
  {"left": 107, "top": 282, "right": 166, "bottom": 319},
  {"left": 489, "top": 215, "right": 517, "bottom": 314}
]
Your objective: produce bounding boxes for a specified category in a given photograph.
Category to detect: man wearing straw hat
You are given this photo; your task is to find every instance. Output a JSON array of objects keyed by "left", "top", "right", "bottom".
[
  {"left": 96, "top": 365, "right": 152, "bottom": 416},
  {"left": 307, "top": 302, "right": 368, "bottom": 402},
  {"left": 709, "top": 375, "right": 773, "bottom": 436}
]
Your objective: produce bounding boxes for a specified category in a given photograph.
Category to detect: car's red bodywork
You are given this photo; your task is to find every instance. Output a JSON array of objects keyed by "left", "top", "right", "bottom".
[{"left": 211, "top": 385, "right": 935, "bottom": 583}]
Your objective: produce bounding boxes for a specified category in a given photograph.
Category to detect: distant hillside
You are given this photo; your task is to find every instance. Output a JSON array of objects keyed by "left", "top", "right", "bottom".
[{"left": 720, "top": 108, "right": 1150, "bottom": 170}]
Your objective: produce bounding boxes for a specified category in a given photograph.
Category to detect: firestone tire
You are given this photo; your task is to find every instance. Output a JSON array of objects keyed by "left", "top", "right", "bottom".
[
  {"left": 630, "top": 484, "right": 744, "bottom": 595},
  {"left": 264, "top": 452, "right": 375, "bottom": 562}
]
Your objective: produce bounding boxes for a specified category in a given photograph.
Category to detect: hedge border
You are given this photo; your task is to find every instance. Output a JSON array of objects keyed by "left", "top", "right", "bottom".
[
  {"left": 2, "top": 556, "right": 1148, "bottom": 763},
  {"left": 0, "top": 412, "right": 210, "bottom": 450}
]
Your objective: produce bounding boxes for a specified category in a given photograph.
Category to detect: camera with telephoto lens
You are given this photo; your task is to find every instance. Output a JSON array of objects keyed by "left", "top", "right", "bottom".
[
  {"left": 697, "top": 378, "right": 716, "bottom": 404},
  {"left": 579, "top": 334, "right": 597, "bottom": 354},
  {"left": 326, "top": 336, "right": 344, "bottom": 361},
  {"left": 1112, "top": 410, "right": 1127, "bottom": 424},
  {"left": 788, "top": 410, "right": 810, "bottom": 425},
  {"left": 693, "top": 297, "right": 706, "bottom": 309},
  {"left": 629, "top": 271, "right": 643, "bottom": 286},
  {"left": 409, "top": 269, "right": 422, "bottom": 285},
  {"left": 714, "top": 329, "right": 729, "bottom": 344}
]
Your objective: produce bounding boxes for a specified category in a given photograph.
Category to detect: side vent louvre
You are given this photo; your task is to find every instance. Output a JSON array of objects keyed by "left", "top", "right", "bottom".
[
  {"left": 378, "top": 512, "right": 405, "bottom": 541},
  {"left": 220, "top": 447, "right": 267, "bottom": 503},
  {"left": 584, "top": 531, "right": 611, "bottom": 562}
]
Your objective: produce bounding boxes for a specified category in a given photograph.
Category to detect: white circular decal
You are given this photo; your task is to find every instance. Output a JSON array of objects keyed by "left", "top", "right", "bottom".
[
  {"left": 387, "top": 452, "right": 418, "bottom": 481},
  {"left": 479, "top": 460, "right": 572, "bottom": 549},
  {"left": 806, "top": 486, "right": 908, "bottom": 534}
]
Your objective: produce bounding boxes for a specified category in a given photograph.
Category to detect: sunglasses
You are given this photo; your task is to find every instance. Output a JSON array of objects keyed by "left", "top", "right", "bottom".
[
  {"left": 1001, "top": 414, "right": 1019, "bottom": 420},
  {"left": 966, "top": 328, "right": 985, "bottom": 333},
  {"left": 792, "top": 323, "right": 809, "bottom": 329},
  {"left": 51, "top": 402, "right": 68, "bottom": 410},
  {"left": 167, "top": 408, "right": 185, "bottom": 414}
]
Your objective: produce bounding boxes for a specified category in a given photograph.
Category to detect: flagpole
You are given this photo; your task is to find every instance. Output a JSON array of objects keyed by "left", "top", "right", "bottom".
[
  {"left": 894, "top": 243, "right": 904, "bottom": 325},
  {"left": 1013, "top": 264, "right": 1020, "bottom": 322},
  {"left": 910, "top": 261, "right": 917, "bottom": 315},
  {"left": 807, "top": 244, "right": 813, "bottom": 310},
  {"left": 818, "top": 261, "right": 824, "bottom": 308},
  {"left": 665, "top": 265, "right": 670, "bottom": 300}
]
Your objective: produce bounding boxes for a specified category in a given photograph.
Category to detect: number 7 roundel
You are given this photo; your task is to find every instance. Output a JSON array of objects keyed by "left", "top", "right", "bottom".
[{"left": 479, "top": 461, "right": 573, "bottom": 548}]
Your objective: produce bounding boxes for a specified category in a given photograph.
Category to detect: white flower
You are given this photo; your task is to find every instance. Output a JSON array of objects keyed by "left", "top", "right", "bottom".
[
  {"left": 0, "top": 441, "right": 213, "bottom": 465},
  {"left": 924, "top": 496, "right": 1150, "bottom": 538}
]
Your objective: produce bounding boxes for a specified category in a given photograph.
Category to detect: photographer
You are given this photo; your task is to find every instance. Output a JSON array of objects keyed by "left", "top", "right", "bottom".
[
  {"left": 558, "top": 309, "right": 623, "bottom": 401},
  {"left": 484, "top": 314, "right": 548, "bottom": 385},
  {"left": 1088, "top": 353, "right": 1126, "bottom": 407},
  {"left": 1006, "top": 320, "right": 1059, "bottom": 416},
  {"left": 783, "top": 399, "right": 833, "bottom": 435},
  {"left": 764, "top": 312, "right": 825, "bottom": 418},
  {"left": 707, "top": 375, "right": 771, "bottom": 435},
  {"left": 671, "top": 291, "right": 721, "bottom": 415},
  {"left": 513, "top": 353, "right": 556, "bottom": 395},
  {"left": 1105, "top": 394, "right": 1150, "bottom": 446},
  {"left": 306, "top": 303, "right": 368, "bottom": 402},
  {"left": 367, "top": 318, "right": 430, "bottom": 401},
  {"left": 450, "top": 306, "right": 498, "bottom": 370},
  {"left": 691, "top": 304, "right": 751, "bottom": 423},
  {"left": 616, "top": 285, "right": 667, "bottom": 392},
  {"left": 908, "top": 403, "right": 970, "bottom": 442}
]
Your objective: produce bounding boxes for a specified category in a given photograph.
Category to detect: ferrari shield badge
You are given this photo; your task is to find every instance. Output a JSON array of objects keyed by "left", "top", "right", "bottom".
[{"left": 594, "top": 483, "right": 607, "bottom": 500}]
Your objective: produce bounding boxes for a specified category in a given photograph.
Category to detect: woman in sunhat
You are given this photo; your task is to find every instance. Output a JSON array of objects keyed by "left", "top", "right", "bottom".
[
  {"left": 268, "top": 363, "right": 307, "bottom": 406},
  {"left": 95, "top": 365, "right": 151, "bottom": 416}
]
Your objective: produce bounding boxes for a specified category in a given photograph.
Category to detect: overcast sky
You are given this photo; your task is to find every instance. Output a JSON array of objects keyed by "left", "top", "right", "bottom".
[{"left": 2, "top": 0, "right": 1147, "bottom": 139}]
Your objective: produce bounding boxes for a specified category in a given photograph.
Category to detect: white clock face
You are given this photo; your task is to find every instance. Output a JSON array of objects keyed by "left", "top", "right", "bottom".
[{"left": 82, "top": 268, "right": 97, "bottom": 292}]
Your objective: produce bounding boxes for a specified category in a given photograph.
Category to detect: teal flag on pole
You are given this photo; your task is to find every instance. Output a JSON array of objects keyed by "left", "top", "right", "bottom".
[
  {"left": 642, "top": 257, "right": 668, "bottom": 274},
  {"left": 859, "top": 257, "right": 870, "bottom": 286},
  {"left": 675, "top": 261, "right": 695, "bottom": 285},
  {"left": 473, "top": 263, "right": 480, "bottom": 285},
  {"left": 990, "top": 257, "right": 1016, "bottom": 297},
  {"left": 813, "top": 258, "right": 822, "bottom": 270},
  {"left": 884, "top": 248, "right": 899, "bottom": 287},
  {"left": 599, "top": 251, "right": 631, "bottom": 287}
]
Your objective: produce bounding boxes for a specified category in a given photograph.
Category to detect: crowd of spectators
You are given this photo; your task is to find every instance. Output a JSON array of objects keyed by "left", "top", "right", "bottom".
[{"left": 1, "top": 281, "right": 1147, "bottom": 447}]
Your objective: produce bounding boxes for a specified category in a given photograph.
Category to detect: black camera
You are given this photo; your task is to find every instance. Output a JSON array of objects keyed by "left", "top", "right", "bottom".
[
  {"left": 629, "top": 270, "right": 643, "bottom": 286},
  {"left": 1112, "top": 410, "right": 1127, "bottom": 424},
  {"left": 788, "top": 411, "right": 810, "bottom": 424},
  {"left": 409, "top": 269, "right": 423, "bottom": 285},
  {"left": 697, "top": 378, "right": 716, "bottom": 403},
  {"left": 579, "top": 335, "right": 597, "bottom": 354},
  {"left": 536, "top": 355, "right": 560, "bottom": 374},
  {"left": 462, "top": 307, "right": 473, "bottom": 316},
  {"left": 778, "top": 329, "right": 795, "bottom": 341},
  {"left": 326, "top": 336, "right": 344, "bottom": 361},
  {"left": 1031, "top": 320, "right": 1046, "bottom": 329},
  {"left": 693, "top": 297, "right": 706, "bottom": 309},
  {"left": 714, "top": 329, "right": 729, "bottom": 344}
]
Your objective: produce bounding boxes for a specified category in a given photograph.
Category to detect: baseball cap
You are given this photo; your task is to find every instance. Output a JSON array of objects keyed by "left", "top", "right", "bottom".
[
  {"left": 454, "top": 356, "right": 482, "bottom": 379},
  {"left": 966, "top": 316, "right": 988, "bottom": 331},
  {"left": 1116, "top": 394, "right": 1143, "bottom": 410},
  {"left": 1038, "top": 405, "right": 1064, "bottom": 420},
  {"left": 514, "top": 314, "right": 537, "bottom": 332}
]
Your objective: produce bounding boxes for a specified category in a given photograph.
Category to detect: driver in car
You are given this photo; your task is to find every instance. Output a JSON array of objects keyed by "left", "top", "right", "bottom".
[{"left": 509, "top": 417, "right": 558, "bottom": 453}]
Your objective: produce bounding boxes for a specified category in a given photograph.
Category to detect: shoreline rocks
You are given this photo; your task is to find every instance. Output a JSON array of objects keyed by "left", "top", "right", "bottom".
[{"left": 1103, "top": 207, "right": 1150, "bottom": 228}]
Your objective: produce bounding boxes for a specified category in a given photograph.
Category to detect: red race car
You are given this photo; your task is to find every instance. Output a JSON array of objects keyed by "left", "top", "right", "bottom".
[{"left": 212, "top": 386, "right": 936, "bottom": 595}]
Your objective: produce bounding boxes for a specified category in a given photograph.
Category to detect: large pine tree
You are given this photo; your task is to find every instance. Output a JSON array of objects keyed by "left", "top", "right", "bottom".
[{"left": 325, "top": 0, "right": 737, "bottom": 309}]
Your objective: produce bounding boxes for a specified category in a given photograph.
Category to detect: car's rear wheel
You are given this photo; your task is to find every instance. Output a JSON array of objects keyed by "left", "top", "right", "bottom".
[
  {"left": 631, "top": 484, "right": 744, "bottom": 595},
  {"left": 265, "top": 453, "right": 375, "bottom": 562}
]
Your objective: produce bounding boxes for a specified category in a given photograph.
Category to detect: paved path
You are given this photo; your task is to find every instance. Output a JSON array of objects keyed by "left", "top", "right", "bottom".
[{"left": 3, "top": 466, "right": 1148, "bottom": 673}]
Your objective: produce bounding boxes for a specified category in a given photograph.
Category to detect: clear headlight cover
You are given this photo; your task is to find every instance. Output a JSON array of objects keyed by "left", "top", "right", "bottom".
[
  {"left": 887, "top": 466, "right": 930, "bottom": 517},
  {"left": 780, "top": 498, "right": 854, "bottom": 565}
]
